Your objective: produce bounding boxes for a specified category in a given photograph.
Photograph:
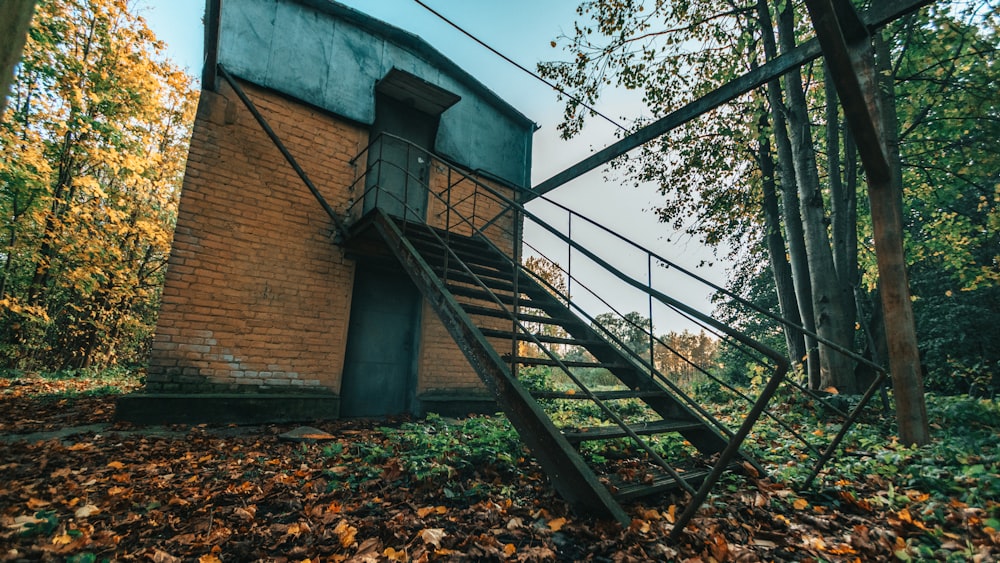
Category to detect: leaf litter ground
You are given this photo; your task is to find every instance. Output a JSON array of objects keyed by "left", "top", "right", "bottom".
[{"left": 1, "top": 375, "right": 998, "bottom": 562}]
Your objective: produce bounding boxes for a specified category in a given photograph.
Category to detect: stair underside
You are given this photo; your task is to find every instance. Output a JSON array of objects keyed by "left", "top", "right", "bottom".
[{"left": 346, "top": 212, "right": 745, "bottom": 522}]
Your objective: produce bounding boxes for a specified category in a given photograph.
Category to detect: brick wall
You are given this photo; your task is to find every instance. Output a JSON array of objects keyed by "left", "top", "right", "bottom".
[
  {"left": 148, "top": 81, "right": 520, "bottom": 405},
  {"left": 417, "top": 161, "right": 518, "bottom": 394},
  {"left": 147, "top": 81, "right": 364, "bottom": 393}
]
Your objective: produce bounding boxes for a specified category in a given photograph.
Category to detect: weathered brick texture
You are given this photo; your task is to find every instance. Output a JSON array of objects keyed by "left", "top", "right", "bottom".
[
  {"left": 416, "top": 160, "right": 518, "bottom": 394},
  {"left": 147, "top": 82, "right": 362, "bottom": 393},
  {"left": 148, "top": 82, "right": 519, "bottom": 402}
]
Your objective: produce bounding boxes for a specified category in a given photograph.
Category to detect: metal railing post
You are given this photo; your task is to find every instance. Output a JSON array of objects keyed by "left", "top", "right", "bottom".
[{"left": 648, "top": 253, "right": 655, "bottom": 370}]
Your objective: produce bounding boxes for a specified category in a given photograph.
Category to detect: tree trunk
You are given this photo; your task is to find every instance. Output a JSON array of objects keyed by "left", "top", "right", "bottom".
[
  {"left": 0, "top": 0, "right": 36, "bottom": 119},
  {"left": 756, "top": 0, "right": 820, "bottom": 385},
  {"left": 778, "top": 1, "right": 857, "bottom": 393},
  {"left": 758, "top": 117, "right": 807, "bottom": 370},
  {"left": 826, "top": 67, "right": 859, "bottom": 331},
  {"left": 874, "top": 29, "right": 930, "bottom": 444}
]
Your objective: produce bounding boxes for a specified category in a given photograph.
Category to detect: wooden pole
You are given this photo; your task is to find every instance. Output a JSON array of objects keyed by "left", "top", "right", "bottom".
[{"left": 803, "top": 0, "right": 929, "bottom": 445}]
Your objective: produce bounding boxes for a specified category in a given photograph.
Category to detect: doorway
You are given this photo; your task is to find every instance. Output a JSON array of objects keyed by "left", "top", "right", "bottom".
[
  {"left": 363, "top": 94, "right": 437, "bottom": 222},
  {"left": 341, "top": 70, "right": 460, "bottom": 417},
  {"left": 339, "top": 263, "right": 422, "bottom": 417}
]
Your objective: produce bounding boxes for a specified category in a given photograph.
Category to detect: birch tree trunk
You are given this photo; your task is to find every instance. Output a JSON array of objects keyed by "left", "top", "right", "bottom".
[
  {"left": 759, "top": 123, "right": 808, "bottom": 369},
  {"left": 826, "top": 67, "right": 859, "bottom": 365},
  {"left": 756, "top": 0, "right": 820, "bottom": 385},
  {"left": 0, "top": 1, "right": 37, "bottom": 119},
  {"left": 778, "top": 0, "right": 858, "bottom": 393}
]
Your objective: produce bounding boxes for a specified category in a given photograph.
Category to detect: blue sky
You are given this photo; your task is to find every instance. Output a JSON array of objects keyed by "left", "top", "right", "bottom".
[
  {"left": 138, "top": 0, "right": 727, "bottom": 329},
  {"left": 137, "top": 0, "right": 624, "bottom": 177}
]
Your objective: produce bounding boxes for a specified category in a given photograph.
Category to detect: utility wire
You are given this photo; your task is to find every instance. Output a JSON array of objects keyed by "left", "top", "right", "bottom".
[{"left": 411, "top": 0, "right": 628, "bottom": 132}]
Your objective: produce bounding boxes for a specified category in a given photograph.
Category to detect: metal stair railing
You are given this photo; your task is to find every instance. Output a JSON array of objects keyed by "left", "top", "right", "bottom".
[
  {"left": 500, "top": 192, "right": 892, "bottom": 489},
  {"left": 394, "top": 217, "right": 704, "bottom": 498},
  {"left": 219, "top": 67, "right": 892, "bottom": 537},
  {"left": 346, "top": 133, "right": 894, "bottom": 528},
  {"left": 345, "top": 133, "right": 792, "bottom": 536}
]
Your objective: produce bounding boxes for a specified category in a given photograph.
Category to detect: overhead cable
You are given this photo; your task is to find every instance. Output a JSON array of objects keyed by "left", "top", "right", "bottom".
[{"left": 411, "top": 0, "right": 628, "bottom": 132}]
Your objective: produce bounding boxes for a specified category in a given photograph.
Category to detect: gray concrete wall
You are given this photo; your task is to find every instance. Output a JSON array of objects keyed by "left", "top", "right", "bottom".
[{"left": 219, "top": 0, "right": 533, "bottom": 187}]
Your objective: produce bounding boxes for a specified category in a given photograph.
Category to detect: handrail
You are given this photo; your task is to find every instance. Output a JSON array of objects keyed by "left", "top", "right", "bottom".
[
  {"left": 352, "top": 130, "right": 883, "bottom": 416},
  {"left": 432, "top": 229, "right": 700, "bottom": 495},
  {"left": 519, "top": 239, "right": 825, "bottom": 456},
  {"left": 349, "top": 134, "right": 779, "bottom": 430},
  {"left": 410, "top": 180, "right": 791, "bottom": 537},
  {"left": 361, "top": 176, "right": 702, "bottom": 494},
  {"left": 521, "top": 194, "right": 888, "bottom": 374},
  {"left": 347, "top": 131, "right": 886, "bottom": 538}
]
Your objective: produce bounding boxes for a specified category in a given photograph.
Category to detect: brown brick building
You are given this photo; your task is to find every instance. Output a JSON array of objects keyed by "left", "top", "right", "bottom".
[{"left": 118, "top": 0, "right": 534, "bottom": 423}]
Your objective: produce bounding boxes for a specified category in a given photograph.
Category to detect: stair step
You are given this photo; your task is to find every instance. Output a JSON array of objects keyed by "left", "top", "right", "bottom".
[
  {"left": 610, "top": 469, "right": 711, "bottom": 502},
  {"left": 434, "top": 267, "right": 550, "bottom": 300},
  {"left": 561, "top": 419, "right": 706, "bottom": 444},
  {"left": 402, "top": 228, "right": 486, "bottom": 250},
  {"left": 436, "top": 270, "right": 518, "bottom": 293},
  {"left": 479, "top": 328, "right": 604, "bottom": 348},
  {"left": 446, "top": 284, "right": 533, "bottom": 307},
  {"left": 462, "top": 304, "right": 576, "bottom": 326},
  {"left": 433, "top": 261, "right": 517, "bottom": 283},
  {"left": 414, "top": 244, "right": 509, "bottom": 268},
  {"left": 506, "top": 355, "right": 631, "bottom": 370},
  {"left": 532, "top": 389, "right": 670, "bottom": 400}
]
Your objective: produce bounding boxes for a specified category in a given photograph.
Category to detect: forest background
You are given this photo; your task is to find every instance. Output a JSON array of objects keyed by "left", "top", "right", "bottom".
[{"left": 0, "top": 0, "right": 996, "bottom": 401}]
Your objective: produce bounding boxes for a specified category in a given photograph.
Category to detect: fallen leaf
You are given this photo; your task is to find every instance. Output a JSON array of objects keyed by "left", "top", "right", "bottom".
[
  {"left": 503, "top": 543, "right": 516, "bottom": 557},
  {"left": 51, "top": 533, "right": 73, "bottom": 545},
  {"left": 793, "top": 498, "right": 809, "bottom": 510},
  {"left": 75, "top": 504, "right": 100, "bottom": 518},
  {"left": 417, "top": 506, "right": 447, "bottom": 518},
  {"left": 709, "top": 532, "right": 730, "bottom": 561},
  {"left": 26, "top": 498, "right": 50, "bottom": 509},
  {"left": 334, "top": 519, "right": 358, "bottom": 549},
  {"left": 420, "top": 528, "right": 446, "bottom": 548},
  {"left": 630, "top": 519, "right": 650, "bottom": 534},
  {"left": 547, "top": 517, "right": 566, "bottom": 532},
  {"left": 150, "top": 549, "right": 181, "bottom": 563},
  {"left": 8, "top": 514, "right": 44, "bottom": 532},
  {"left": 639, "top": 508, "right": 662, "bottom": 521},
  {"left": 383, "top": 547, "right": 407, "bottom": 562},
  {"left": 107, "top": 460, "right": 125, "bottom": 470},
  {"left": 351, "top": 537, "right": 382, "bottom": 563}
]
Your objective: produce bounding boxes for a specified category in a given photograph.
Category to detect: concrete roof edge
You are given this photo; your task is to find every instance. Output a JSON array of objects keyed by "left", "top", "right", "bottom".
[{"left": 208, "top": 0, "right": 537, "bottom": 131}]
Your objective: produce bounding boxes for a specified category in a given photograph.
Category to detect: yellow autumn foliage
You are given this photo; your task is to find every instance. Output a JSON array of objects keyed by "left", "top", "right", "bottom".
[{"left": 0, "top": 0, "right": 197, "bottom": 369}]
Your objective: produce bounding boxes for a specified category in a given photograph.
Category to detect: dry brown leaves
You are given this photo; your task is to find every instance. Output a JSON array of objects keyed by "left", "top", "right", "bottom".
[{"left": 1, "top": 379, "right": 997, "bottom": 561}]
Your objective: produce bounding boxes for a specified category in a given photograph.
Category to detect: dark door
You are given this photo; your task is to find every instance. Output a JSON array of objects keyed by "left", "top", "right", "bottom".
[
  {"left": 339, "top": 263, "right": 421, "bottom": 417},
  {"left": 364, "top": 94, "right": 437, "bottom": 222}
]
